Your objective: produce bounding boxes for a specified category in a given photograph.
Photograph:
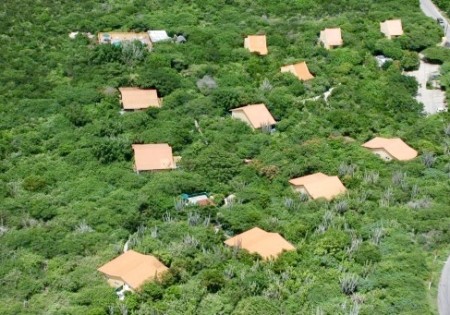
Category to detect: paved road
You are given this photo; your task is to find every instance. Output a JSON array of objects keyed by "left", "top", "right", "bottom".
[
  {"left": 407, "top": 0, "right": 449, "bottom": 115},
  {"left": 420, "top": 0, "right": 450, "bottom": 42},
  {"left": 438, "top": 255, "right": 450, "bottom": 315},
  {"left": 405, "top": 59, "right": 445, "bottom": 114},
  {"left": 420, "top": 0, "right": 450, "bottom": 313}
]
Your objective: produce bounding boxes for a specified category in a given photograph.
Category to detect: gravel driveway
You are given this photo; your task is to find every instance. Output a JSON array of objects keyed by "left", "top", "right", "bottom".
[{"left": 405, "top": 58, "right": 446, "bottom": 114}]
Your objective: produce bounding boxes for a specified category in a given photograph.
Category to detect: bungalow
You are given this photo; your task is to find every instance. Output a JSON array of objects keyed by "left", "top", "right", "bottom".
[
  {"left": 97, "top": 250, "right": 168, "bottom": 293},
  {"left": 181, "top": 193, "right": 215, "bottom": 206},
  {"left": 289, "top": 172, "right": 347, "bottom": 201},
  {"left": 97, "top": 32, "right": 152, "bottom": 48},
  {"left": 280, "top": 62, "right": 314, "bottom": 81},
  {"left": 69, "top": 31, "right": 94, "bottom": 39},
  {"left": 132, "top": 144, "right": 177, "bottom": 173},
  {"left": 148, "top": 30, "right": 171, "bottom": 43},
  {"left": 230, "top": 104, "right": 276, "bottom": 130},
  {"left": 244, "top": 35, "right": 268, "bottom": 55},
  {"left": 119, "top": 87, "right": 162, "bottom": 110},
  {"left": 319, "top": 28, "right": 343, "bottom": 49},
  {"left": 362, "top": 137, "right": 417, "bottom": 161},
  {"left": 224, "top": 227, "right": 295, "bottom": 260},
  {"left": 380, "top": 19, "right": 403, "bottom": 39}
]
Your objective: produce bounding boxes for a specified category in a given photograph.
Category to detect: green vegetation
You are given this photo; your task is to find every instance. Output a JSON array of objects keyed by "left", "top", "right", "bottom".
[
  {"left": 423, "top": 47, "right": 450, "bottom": 101},
  {"left": 0, "top": 0, "right": 449, "bottom": 314},
  {"left": 435, "top": 0, "right": 450, "bottom": 16}
]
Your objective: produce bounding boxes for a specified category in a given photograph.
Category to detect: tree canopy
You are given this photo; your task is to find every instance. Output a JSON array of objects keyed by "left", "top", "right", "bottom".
[{"left": 0, "top": 0, "right": 449, "bottom": 314}]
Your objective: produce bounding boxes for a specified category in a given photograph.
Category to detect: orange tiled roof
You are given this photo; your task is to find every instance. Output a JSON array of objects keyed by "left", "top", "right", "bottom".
[
  {"left": 98, "top": 250, "right": 168, "bottom": 290},
  {"left": 224, "top": 227, "right": 295, "bottom": 260},
  {"left": 320, "top": 28, "right": 343, "bottom": 47},
  {"left": 132, "top": 144, "right": 176, "bottom": 171},
  {"left": 362, "top": 137, "right": 417, "bottom": 161},
  {"left": 244, "top": 35, "right": 268, "bottom": 55},
  {"left": 280, "top": 62, "right": 314, "bottom": 81},
  {"left": 119, "top": 87, "right": 161, "bottom": 110},
  {"left": 289, "top": 172, "right": 347, "bottom": 201},
  {"left": 230, "top": 104, "right": 276, "bottom": 129},
  {"left": 380, "top": 19, "right": 403, "bottom": 37},
  {"left": 196, "top": 198, "right": 215, "bottom": 206}
]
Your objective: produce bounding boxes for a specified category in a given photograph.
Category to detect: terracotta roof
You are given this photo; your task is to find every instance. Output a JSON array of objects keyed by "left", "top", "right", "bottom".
[
  {"left": 119, "top": 88, "right": 161, "bottom": 110},
  {"left": 224, "top": 227, "right": 295, "bottom": 260},
  {"left": 380, "top": 19, "right": 403, "bottom": 37},
  {"left": 187, "top": 195, "right": 215, "bottom": 206},
  {"left": 320, "top": 28, "right": 343, "bottom": 47},
  {"left": 230, "top": 104, "right": 276, "bottom": 129},
  {"left": 362, "top": 137, "right": 417, "bottom": 161},
  {"left": 196, "top": 198, "right": 215, "bottom": 206},
  {"left": 244, "top": 35, "right": 268, "bottom": 55},
  {"left": 289, "top": 173, "right": 347, "bottom": 201},
  {"left": 132, "top": 144, "right": 176, "bottom": 171},
  {"left": 280, "top": 62, "right": 314, "bottom": 81},
  {"left": 289, "top": 172, "right": 329, "bottom": 186},
  {"left": 98, "top": 250, "right": 168, "bottom": 290},
  {"left": 98, "top": 32, "right": 152, "bottom": 47}
]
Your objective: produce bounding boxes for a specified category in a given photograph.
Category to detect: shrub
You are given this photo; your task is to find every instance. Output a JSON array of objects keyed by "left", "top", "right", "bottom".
[
  {"left": 401, "top": 51, "right": 420, "bottom": 71},
  {"left": 201, "top": 269, "right": 225, "bottom": 293},
  {"left": 422, "top": 47, "right": 450, "bottom": 64},
  {"left": 139, "top": 282, "right": 164, "bottom": 301},
  {"left": 340, "top": 273, "right": 359, "bottom": 295},
  {"left": 315, "top": 229, "right": 350, "bottom": 256},
  {"left": 93, "top": 138, "right": 131, "bottom": 164},
  {"left": 211, "top": 88, "right": 242, "bottom": 112},
  {"left": 232, "top": 296, "right": 278, "bottom": 315},
  {"left": 23, "top": 175, "right": 47, "bottom": 192},
  {"left": 353, "top": 242, "right": 382, "bottom": 264}
]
